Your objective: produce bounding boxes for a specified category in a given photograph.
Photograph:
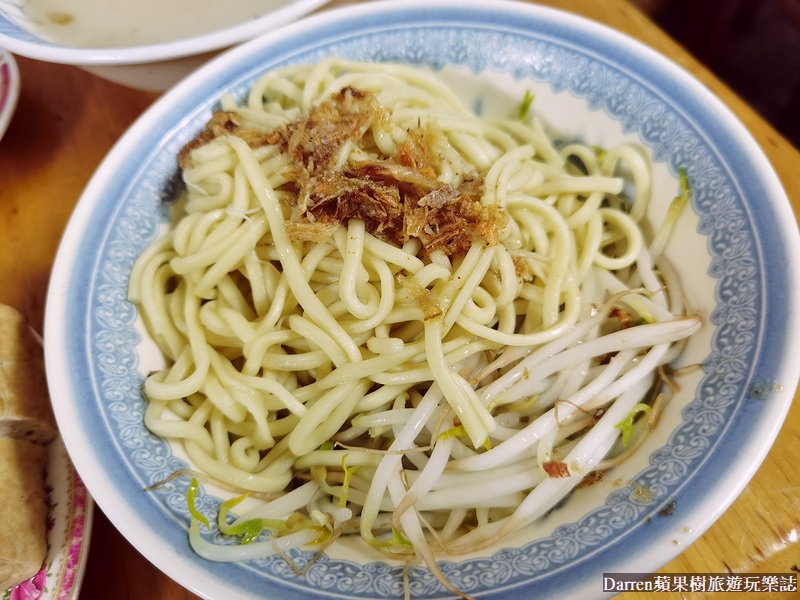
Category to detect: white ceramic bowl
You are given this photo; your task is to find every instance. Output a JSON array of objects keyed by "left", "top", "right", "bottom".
[
  {"left": 0, "top": 0, "right": 329, "bottom": 91},
  {"left": 45, "top": 1, "right": 800, "bottom": 599}
]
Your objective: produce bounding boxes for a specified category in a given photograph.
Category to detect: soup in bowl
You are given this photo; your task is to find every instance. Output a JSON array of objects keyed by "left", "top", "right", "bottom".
[{"left": 0, "top": 0, "right": 330, "bottom": 90}]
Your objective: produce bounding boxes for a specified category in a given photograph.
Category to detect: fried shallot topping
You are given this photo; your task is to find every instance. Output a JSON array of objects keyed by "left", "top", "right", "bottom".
[
  {"left": 178, "top": 111, "right": 280, "bottom": 168},
  {"left": 179, "top": 87, "right": 502, "bottom": 256},
  {"left": 577, "top": 470, "right": 604, "bottom": 488},
  {"left": 542, "top": 460, "right": 571, "bottom": 478},
  {"left": 609, "top": 307, "right": 637, "bottom": 330}
]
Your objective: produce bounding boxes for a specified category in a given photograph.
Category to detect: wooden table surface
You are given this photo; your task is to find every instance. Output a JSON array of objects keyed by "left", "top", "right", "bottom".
[{"left": 1, "top": 1, "right": 798, "bottom": 598}]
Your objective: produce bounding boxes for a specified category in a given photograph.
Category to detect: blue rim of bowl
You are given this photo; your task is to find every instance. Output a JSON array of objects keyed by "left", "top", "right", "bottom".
[
  {"left": 45, "top": 1, "right": 800, "bottom": 599},
  {"left": 0, "top": 0, "right": 329, "bottom": 65}
]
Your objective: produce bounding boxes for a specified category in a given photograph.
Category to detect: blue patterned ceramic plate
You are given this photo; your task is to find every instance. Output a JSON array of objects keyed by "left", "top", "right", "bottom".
[{"left": 44, "top": 1, "right": 800, "bottom": 599}]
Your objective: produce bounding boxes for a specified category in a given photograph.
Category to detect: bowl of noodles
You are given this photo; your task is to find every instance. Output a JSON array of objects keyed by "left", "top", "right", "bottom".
[{"left": 44, "top": 1, "right": 800, "bottom": 599}]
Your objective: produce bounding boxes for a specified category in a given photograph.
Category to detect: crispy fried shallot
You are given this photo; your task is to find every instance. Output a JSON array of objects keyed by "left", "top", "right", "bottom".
[
  {"left": 609, "top": 307, "right": 637, "bottom": 329},
  {"left": 178, "top": 111, "right": 280, "bottom": 168},
  {"left": 542, "top": 460, "right": 571, "bottom": 478},
  {"left": 179, "top": 87, "right": 501, "bottom": 256},
  {"left": 577, "top": 470, "right": 605, "bottom": 488}
]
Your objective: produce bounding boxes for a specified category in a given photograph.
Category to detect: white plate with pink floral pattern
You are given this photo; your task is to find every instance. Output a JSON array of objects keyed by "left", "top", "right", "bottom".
[{"left": 2, "top": 437, "right": 93, "bottom": 600}]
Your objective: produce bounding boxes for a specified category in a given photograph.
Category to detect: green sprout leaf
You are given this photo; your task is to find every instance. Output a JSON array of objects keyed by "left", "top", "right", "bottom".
[
  {"left": 664, "top": 166, "right": 692, "bottom": 225},
  {"left": 615, "top": 403, "right": 652, "bottom": 446},
  {"left": 217, "top": 493, "right": 264, "bottom": 544},
  {"left": 592, "top": 145, "right": 607, "bottom": 163},
  {"left": 437, "top": 425, "right": 466, "bottom": 442},
  {"left": 518, "top": 89, "right": 535, "bottom": 121},
  {"left": 369, "top": 526, "right": 414, "bottom": 550},
  {"left": 339, "top": 454, "right": 360, "bottom": 509},
  {"left": 218, "top": 493, "right": 248, "bottom": 533},
  {"left": 187, "top": 478, "right": 210, "bottom": 529},
  {"left": 240, "top": 522, "right": 263, "bottom": 545},
  {"left": 389, "top": 527, "right": 413, "bottom": 548},
  {"left": 678, "top": 166, "right": 691, "bottom": 195}
]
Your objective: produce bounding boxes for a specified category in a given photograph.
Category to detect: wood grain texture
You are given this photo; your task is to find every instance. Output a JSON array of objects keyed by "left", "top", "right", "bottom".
[
  {"left": 0, "top": 59, "right": 158, "bottom": 333},
  {"left": 0, "top": 2, "right": 796, "bottom": 599}
]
